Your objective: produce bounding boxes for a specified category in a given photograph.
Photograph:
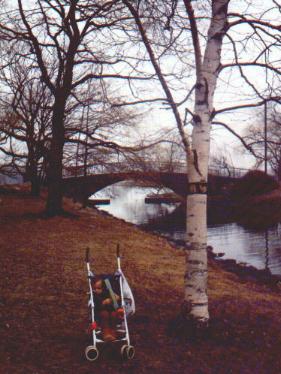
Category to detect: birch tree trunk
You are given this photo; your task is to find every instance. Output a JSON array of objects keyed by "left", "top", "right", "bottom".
[
  {"left": 121, "top": 0, "right": 230, "bottom": 327},
  {"left": 184, "top": 0, "right": 229, "bottom": 325}
]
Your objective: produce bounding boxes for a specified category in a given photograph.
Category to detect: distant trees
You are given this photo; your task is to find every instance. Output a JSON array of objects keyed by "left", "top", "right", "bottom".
[
  {"left": 63, "top": 82, "right": 138, "bottom": 176},
  {"left": 232, "top": 170, "right": 279, "bottom": 199},
  {"left": 123, "top": 130, "right": 186, "bottom": 173},
  {"left": 0, "top": 47, "right": 52, "bottom": 195},
  {"left": 0, "top": 60, "right": 138, "bottom": 191},
  {"left": 244, "top": 103, "right": 281, "bottom": 180},
  {"left": 209, "top": 148, "right": 236, "bottom": 177},
  {"left": 0, "top": 0, "right": 143, "bottom": 214}
]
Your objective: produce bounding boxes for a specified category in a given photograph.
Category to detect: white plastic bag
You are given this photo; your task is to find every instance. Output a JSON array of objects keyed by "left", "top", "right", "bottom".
[{"left": 121, "top": 272, "right": 135, "bottom": 317}]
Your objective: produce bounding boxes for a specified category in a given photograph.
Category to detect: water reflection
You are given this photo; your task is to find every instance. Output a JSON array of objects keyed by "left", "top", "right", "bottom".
[
  {"left": 207, "top": 224, "right": 281, "bottom": 275},
  {"left": 265, "top": 230, "right": 269, "bottom": 271},
  {"left": 91, "top": 182, "right": 177, "bottom": 225},
  {"left": 91, "top": 182, "right": 281, "bottom": 275}
]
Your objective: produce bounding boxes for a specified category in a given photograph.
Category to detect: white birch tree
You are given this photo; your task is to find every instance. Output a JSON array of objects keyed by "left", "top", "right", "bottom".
[
  {"left": 121, "top": 0, "right": 281, "bottom": 327},
  {"left": 181, "top": 0, "right": 229, "bottom": 325}
]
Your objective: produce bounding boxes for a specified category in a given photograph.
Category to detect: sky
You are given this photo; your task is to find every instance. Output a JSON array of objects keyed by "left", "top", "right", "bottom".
[
  {"left": 1, "top": 0, "right": 279, "bottom": 174},
  {"left": 124, "top": 0, "right": 281, "bottom": 172}
]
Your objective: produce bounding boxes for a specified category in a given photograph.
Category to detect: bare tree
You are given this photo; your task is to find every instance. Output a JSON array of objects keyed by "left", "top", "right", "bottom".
[
  {"left": 244, "top": 103, "right": 281, "bottom": 179},
  {"left": 0, "top": 111, "right": 27, "bottom": 182},
  {"left": 210, "top": 147, "right": 236, "bottom": 177},
  {"left": 0, "top": 38, "right": 140, "bottom": 192},
  {"left": 0, "top": 49, "right": 52, "bottom": 195},
  {"left": 121, "top": 0, "right": 281, "bottom": 327},
  {"left": 0, "top": 50, "right": 52, "bottom": 195},
  {"left": 0, "top": 0, "right": 146, "bottom": 215},
  {"left": 63, "top": 82, "right": 139, "bottom": 175}
]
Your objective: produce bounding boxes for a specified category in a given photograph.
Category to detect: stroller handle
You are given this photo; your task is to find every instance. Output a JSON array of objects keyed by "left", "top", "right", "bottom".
[{"left": 85, "top": 247, "right": 90, "bottom": 263}]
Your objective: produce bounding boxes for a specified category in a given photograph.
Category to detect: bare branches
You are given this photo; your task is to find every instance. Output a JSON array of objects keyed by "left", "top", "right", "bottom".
[
  {"left": 183, "top": 0, "right": 202, "bottom": 76},
  {"left": 242, "top": 102, "right": 281, "bottom": 179},
  {"left": 17, "top": 0, "right": 55, "bottom": 94},
  {"left": 212, "top": 120, "right": 257, "bottom": 156},
  {"left": 110, "top": 97, "right": 169, "bottom": 107},
  {"left": 214, "top": 96, "right": 281, "bottom": 116},
  {"left": 228, "top": 12, "right": 281, "bottom": 32},
  {"left": 71, "top": 72, "right": 154, "bottom": 89},
  {"left": 221, "top": 61, "right": 281, "bottom": 77},
  {"left": 122, "top": 0, "right": 190, "bottom": 154}
]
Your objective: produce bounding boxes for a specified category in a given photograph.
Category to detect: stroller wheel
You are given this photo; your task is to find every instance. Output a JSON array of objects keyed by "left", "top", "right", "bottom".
[
  {"left": 85, "top": 345, "right": 99, "bottom": 361},
  {"left": 121, "top": 344, "right": 135, "bottom": 360}
]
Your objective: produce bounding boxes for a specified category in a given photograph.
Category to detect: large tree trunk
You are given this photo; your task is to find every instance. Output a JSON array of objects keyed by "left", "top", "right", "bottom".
[
  {"left": 184, "top": 0, "right": 229, "bottom": 325},
  {"left": 45, "top": 98, "right": 66, "bottom": 216},
  {"left": 184, "top": 113, "right": 210, "bottom": 324},
  {"left": 30, "top": 172, "right": 41, "bottom": 196}
]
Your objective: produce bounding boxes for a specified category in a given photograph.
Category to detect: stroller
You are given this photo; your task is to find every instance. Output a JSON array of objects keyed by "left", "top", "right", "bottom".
[{"left": 85, "top": 246, "right": 135, "bottom": 361}]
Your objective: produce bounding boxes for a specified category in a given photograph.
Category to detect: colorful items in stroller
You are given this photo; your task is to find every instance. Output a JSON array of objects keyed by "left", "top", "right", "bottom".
[{"left": 85, "top": 246, "right": 135, "bottom": 361}]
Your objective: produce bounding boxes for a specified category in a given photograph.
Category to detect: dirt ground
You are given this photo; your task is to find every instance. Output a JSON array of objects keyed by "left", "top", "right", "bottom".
[{"left": 1, "top": 186, "right": 281, "bottom": 373}]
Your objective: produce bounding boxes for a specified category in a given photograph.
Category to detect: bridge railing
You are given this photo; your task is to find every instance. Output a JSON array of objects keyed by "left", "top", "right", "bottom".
[
  {"left": 63, "top": 163, "right": 123, "bottom": 177},
  {"left": 63, "top": 161, "right": 188, "bottom": 177},
  {"left": 63, "top": 162, "right": 251, "bottom": 179},
  {"left": 208, "top": 166, "right": 249, "bottom": 178}
]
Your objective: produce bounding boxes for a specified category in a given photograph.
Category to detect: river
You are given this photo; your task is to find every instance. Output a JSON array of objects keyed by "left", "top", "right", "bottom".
[{"left": 90, "top": 182, "right": 281, "bottom": 276}]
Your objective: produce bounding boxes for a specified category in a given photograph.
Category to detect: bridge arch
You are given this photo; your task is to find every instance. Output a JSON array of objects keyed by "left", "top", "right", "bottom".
[
  {"left": 62, "top": 171, "right": 235, "bottom": 203},
  {"left": 62, "top": 171, "right": 189, "bottom": 203}
]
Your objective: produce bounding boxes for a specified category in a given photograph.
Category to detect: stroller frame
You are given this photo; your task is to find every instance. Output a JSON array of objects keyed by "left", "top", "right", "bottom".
[{"left": 85, "top": 246, "right": 135, "bottom": 361}]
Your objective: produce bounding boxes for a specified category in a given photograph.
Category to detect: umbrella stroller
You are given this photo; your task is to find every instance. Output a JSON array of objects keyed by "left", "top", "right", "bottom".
[{"left": 85, "top": 246, "right": 135, "bottom": 361}]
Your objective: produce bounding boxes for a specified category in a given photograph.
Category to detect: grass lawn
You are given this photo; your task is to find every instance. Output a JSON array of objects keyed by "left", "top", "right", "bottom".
[{"left": 0, "top": 186, "right": 281, "bottom": 373}]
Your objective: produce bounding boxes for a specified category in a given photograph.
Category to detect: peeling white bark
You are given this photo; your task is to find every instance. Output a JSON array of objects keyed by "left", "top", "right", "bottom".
[
  {"left": 184, "top": 0, "right": 229, "bottom": 323},
  {"left": 123, "top": 0, "right": 229, "bottom": 325},
  {"left": 185, "top": 193, "right": 209, "bottom": 319}
]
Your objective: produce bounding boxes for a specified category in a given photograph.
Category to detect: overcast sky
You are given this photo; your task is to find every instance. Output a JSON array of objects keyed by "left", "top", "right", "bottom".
[
  {"left": 2, "top": 0, "right": 279, "bottom": 173},
  {"left": 126, "top": 0, "right": 280, "bottom": 171}
]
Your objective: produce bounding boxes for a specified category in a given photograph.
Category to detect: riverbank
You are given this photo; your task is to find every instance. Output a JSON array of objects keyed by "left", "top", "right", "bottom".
[
  {"left": 1, "top": 186, "right": 281, "bottom": 373},
  {"left": 145, "top": 186, "right": 281, "bottom": 229}
]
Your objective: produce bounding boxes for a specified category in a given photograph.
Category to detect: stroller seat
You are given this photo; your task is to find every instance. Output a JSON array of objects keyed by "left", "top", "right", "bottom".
[{"left": 85, "top": 247, "right": 135, "bottom": 361}]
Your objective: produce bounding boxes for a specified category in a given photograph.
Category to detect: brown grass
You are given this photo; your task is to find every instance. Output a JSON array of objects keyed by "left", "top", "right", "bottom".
[{"left": 1, "top": 186, "right": 281, "bottom": 373}]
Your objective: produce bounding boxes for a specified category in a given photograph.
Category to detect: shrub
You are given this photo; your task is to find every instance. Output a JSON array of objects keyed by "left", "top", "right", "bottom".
[
  {"left": 235, "top": 195, "right": 281, "bottom": 229},
  {"left": 232, "top": 170, "right": 278, "bottom": 199}
]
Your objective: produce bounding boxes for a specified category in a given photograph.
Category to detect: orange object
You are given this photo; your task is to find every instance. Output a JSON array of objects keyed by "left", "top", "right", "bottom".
[
  {"left": 89, "top": 321, "right": 97, "bottom": 331},
  {"left": 116, "top": 308, "right": 124, "bottom": 319}
]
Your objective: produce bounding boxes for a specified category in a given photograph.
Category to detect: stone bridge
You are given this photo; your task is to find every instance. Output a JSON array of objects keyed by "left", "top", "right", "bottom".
[{"left": 62, "top": 169, "right": 239, "bottom": 203}]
